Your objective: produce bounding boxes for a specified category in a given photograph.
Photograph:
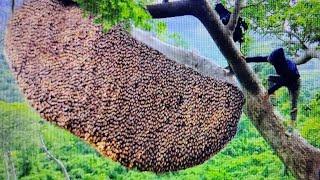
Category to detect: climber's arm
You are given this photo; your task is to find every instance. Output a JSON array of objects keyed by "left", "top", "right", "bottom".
[{"left": 245, "top": 56, "right": 269, "bottom": 63}]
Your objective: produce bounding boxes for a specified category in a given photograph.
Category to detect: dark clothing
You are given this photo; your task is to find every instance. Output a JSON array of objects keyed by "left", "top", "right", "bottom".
[
  {"left": 59, "top": 0, "right": 77, "bottom": 6},
  {"left": 268, "top": 48, "right": 300, "bottom": 80},
  {"left": 215, "top": 3, "right": 231, "bottom": 25},
  {"left": 267, "top": 75, "right": 300, "bottom": 95},
  {"left": 246, "top": 48, "right": 300, "bottom": 80},
  {"left": 246, "top": 56, "right": 269, "bottom": 63},
  {"left": 215, "top": 3, "right": 248, "bottom": 43},
  {"left": 289, "top": 78, "right": 300, "bottom": 121},
  {"left": 245, "top": 48, "right": 301, "bottom": 121},
  {"left": 267, "top": 75, "right": 300, "bottom": 121}
]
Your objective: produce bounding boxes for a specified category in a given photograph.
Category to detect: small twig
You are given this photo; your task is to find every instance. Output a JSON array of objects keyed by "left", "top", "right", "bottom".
[
  {"left": 263, "top": 30, "right": 309, "bottom": 49},
  {"left": 39, "top": 134, "right": 70, "bottom": 180},
  {"left": 284, "top": 30, "right": 308, "bottom": 49}
]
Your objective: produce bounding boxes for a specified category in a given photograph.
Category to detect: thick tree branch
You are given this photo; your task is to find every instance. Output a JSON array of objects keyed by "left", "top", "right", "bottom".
[
  {"left": 146, "top": 0, "right": 194, "bottom": 19},
  {"left": 146, "top": 0, "right": 320, "bottom": 179},
  {"left": 130, "top": 28, "right": 237, "bottom": 86},
  {"left": 227, "top": 0, "right": 241, "bottom": 32},
  {"left": 295, "top": 48, "right": 320, "bottom": 65},
  {"left": 148, "top": 0, "right": 261, "bottom": 95}
]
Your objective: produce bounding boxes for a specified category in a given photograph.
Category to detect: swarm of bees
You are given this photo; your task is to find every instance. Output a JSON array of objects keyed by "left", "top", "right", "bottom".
[{"left": 5, "top": 0, "right": 244, "bottom": 172}]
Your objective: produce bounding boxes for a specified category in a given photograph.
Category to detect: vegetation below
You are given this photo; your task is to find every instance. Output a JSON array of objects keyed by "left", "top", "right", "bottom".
[
  {"left": 0, "top": 101, "right": 298, "bottom": 180},
  {"left": 0, "top": 70, "right": 318, "bottom": 179}
]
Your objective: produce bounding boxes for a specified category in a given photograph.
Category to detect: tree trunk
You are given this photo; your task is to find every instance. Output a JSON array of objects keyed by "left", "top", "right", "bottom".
[{"left": 143, "top": 1, "right": 320, "bottom": 178}]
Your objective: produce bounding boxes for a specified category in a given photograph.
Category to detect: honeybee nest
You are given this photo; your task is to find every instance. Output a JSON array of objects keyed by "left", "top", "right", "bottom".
[{"left": 5, "top": 0, "right": 245, "bottom": 172}]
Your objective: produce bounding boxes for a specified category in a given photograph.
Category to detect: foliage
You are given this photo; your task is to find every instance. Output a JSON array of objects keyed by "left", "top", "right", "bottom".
[
  {"left": 0, "top": 102, "right": 40, "bottom": 179},
  {"left": 0, "top": 102, "right": 39, "bottom": 153},
  {"left": 0, "top": 102, "right": 297, "bottom": 179},
  {"left": 243, "top": 0, "right": 320, "bottom": 54},
  {"left": 73, "top": 0, "right": 187, "bottom": 48},
  {"left": 74, "top": 0, "right": 152, "bottom": 30},
  {"left": 240, "top": 32, "right": 253, "bottom": 56}
]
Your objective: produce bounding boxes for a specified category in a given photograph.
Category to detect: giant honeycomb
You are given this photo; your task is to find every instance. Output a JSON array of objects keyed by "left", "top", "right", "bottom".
[{"left": 4, "top": 0, "right": 245, "bottom": 172}]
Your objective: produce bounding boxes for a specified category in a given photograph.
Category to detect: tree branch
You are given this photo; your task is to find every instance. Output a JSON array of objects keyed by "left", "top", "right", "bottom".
[
  {"left": 146, "top": 0, "right": 320, "bottom": 179},
  {"left": 40, "top": 134, "right": 70, "bottom": 180},
  {"left": 150, "top": 0, "right": 262, "bottom": 95},
  {"left": 285, "top": 30, "right": 308, "bottom": 49},
  {"left": 146, "top": 0, "right": 194, "bottom": 19},
  {"left": 263, "top": 29, "right": 308, "bottom": 49},
  {"left": 130, "top": 28, "right": 237, "bottom": 86},
  {"left": 227, "top": 0, "right": 241, "bottom": 32},
  {"left": 295, "top": 48, "right": 320, "bottom": 65}
]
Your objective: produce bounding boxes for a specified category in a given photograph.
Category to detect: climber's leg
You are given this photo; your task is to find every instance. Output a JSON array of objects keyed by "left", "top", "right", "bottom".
[
  {"left": 285, "top": 78, "right": 300, "bottom": 135},
  {"left": 289, "top": 79, "right": 301, "bottom": 122},
  {"left": 267, "top": 75, "right": 284, "bottom": 95}
]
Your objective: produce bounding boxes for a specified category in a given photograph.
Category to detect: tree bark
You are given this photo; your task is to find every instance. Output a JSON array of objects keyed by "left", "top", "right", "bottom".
[
  {"left": 147, "top": 0, "right": 261, "bottom": 95},
  {"left": 295, "top": 48, "right": 320, "bottom": 65},
  {"left": 40, "top": 135, "right": 70, "bottom": 180},
  {"left": 130, "top": 28, "right": 237, "bottom": 86},
  {"left": 226, "top": 0, "right": 241, "bottom": 32},
  {"left": 146, "top": 1, "right": 320, "bottom": 179}
]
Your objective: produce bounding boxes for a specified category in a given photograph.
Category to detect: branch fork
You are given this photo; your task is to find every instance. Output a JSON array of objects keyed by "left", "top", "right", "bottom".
[{"left": 146, "top": 0, "right": 320, "bottom": 179}]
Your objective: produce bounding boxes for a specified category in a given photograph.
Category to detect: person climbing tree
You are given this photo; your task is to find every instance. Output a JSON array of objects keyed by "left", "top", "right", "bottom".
[
  {"left": 214, "top": 0, "right": 248, "bottom": 44},
  {"left": 245, "top": 48, "right": 301, "bottom": 134}
]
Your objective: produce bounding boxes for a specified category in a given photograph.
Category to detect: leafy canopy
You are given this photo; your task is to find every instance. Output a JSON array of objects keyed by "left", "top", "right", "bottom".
[
  {"left": 74, "top": 0, "right": 154, "bottom": 30},
  {"left": 243, "top": 0, "right": 320, "bottom": 53}
]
